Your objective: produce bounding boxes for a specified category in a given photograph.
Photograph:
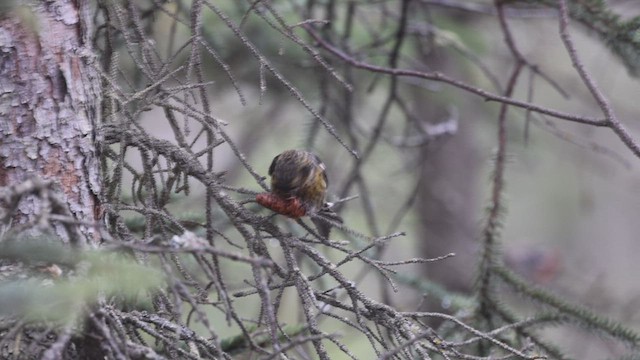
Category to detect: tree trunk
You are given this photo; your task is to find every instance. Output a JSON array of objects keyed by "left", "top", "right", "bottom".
[
  {"left": 418, "top": 115, "right": 479, "bottom": 294},
  {"left": 0, "top": 2, "right": 102, "bottom": 358},
  {"left": 416, "top": 13, "right": 481, "bottom": 305},
  {"left": 0, "top": 0, "right": 101, "bottom": 245}
]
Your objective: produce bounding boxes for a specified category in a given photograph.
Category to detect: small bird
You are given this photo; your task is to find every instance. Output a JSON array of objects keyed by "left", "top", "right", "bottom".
[{"left": 256, "top": 149, "right": 342, "bottom": 238}]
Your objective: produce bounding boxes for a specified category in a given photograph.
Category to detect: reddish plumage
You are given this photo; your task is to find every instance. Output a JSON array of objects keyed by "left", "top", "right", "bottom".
[
  {"left": 256, "top": 192, "right": 306, "bottom": 219},
  {"left": 268, "top": 149, "right": 327, "bottom": 214},
  {"left": 257, "top": 149, "right": 342, "bottom": 238}
]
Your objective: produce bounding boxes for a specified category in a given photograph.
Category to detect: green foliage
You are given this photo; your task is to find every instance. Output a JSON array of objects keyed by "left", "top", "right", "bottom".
[
  {"left": 0, "top": 236, "right": 78, "bottom": 266},
  {"left": 567, "top": 0, "right": 640, "bottom": 76},
  {"left": 496, "top": 266, "right": 640, "bottom": 346},
  {"left": 513, "top": 0, "right": 640, "bottom": 76},
  {"left": 0, "top": 238, "right": 163, "bottom": 324},
  {"left": 394, "top": 272, "right": 474, "bottom": 312}
]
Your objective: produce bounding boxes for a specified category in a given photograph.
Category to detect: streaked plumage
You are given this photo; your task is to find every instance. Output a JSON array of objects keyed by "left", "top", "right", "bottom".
[
  {"left": 268, "top": 149, "right": 327, "bottom": 214},
  {"left": 256, "top": 149, "right": 342, "bottom": 238}
]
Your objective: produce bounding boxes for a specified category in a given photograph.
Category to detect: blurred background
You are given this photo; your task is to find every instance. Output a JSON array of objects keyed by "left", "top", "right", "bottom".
[{"left": 120, "top": 1, "right": 640, "bottom": 358}]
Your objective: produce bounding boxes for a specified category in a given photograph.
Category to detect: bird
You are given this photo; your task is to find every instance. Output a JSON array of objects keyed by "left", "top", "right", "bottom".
[{"left": 256, "top": 149, "right": 342, "bottom": 238}]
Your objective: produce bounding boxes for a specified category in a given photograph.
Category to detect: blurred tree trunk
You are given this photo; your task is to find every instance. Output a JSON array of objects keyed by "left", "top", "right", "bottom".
[
  {"left": 0, "top": 2, "right": 103, "bottom": 358},
  {"left": 0, "top": 1, "right": 101, "bottom": 245},
  {"left": 418, "top": 112, "right": 479, "bottom": 295},
  {"left": 416, "top": 15, "right": 480, "bottom": 304}
]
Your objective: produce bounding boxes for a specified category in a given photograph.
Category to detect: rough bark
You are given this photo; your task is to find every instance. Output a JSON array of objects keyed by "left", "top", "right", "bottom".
[
  {"left": 0, "top": 0, "right": 101, "bottom": 245},
  {"left": 0, "top": 2, "right": 102, "bottom": 358}
]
